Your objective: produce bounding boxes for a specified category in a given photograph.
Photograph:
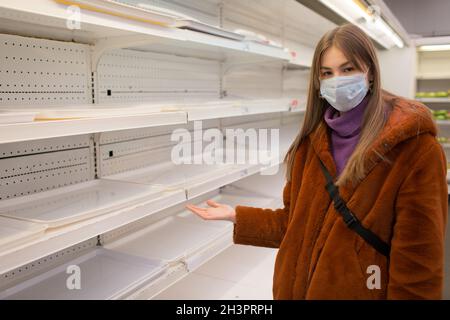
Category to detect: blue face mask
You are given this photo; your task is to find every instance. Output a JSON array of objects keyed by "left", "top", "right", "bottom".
[{"left": 320, "top": 73, "right": 369, "bottom": 112}]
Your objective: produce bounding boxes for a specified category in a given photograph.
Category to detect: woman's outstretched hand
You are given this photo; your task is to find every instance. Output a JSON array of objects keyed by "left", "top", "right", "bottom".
[{"left": 185, "top": 200, "right": 236, "bottom": 223}]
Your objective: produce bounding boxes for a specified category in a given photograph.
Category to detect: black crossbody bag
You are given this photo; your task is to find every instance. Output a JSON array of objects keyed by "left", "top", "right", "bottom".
[{"left": 319, "top": 159, "right": 390, "bottom": 257}]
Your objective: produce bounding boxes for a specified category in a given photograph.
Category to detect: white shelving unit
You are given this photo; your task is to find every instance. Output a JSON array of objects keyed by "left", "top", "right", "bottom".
[
  {"left": 0, "top": 0, "right": 291, "bottom": 63},
  {"left": 415, "top": 49, "right": 450, "bottom": 114},
  {"left": 0, "top": 185, "right": 283, "bottom": 299},
  {"left": 417, "top": 75, "right": 450, "bottom": 80},
  {"left": 0, "top": 188, "right": 187, "bottom": 276},
  {"left": 436, "top": 120, "right": 450, "bottom": 126},
  {"left": 0, "top": 105, "right": 306, "bottom": 143},
  {"left": 0, "top": 0, "right": 317, "bottom": 299}
]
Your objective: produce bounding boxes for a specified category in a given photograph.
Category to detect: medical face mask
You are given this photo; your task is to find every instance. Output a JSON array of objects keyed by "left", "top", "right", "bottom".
[{"left": 319, "top": 73, "right": 369, "bottom": 112}]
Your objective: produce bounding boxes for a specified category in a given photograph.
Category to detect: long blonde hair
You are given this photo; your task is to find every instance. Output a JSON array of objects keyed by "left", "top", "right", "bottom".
[{"left": 284, "top": 23, "right": 388, "bottom": 186}]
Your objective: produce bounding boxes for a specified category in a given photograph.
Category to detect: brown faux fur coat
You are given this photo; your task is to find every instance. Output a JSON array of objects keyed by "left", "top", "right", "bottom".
[{"left": 233, "top": 96, "right": 448, "bottom": 299}]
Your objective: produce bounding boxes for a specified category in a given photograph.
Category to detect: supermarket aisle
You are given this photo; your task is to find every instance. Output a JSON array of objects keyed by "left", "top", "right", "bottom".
[
  {"left": 153, "top": 244, "right": 277, "bottom": 300},
  {"left": 155, "top": 212, "right": 450, "bottom": 300}
]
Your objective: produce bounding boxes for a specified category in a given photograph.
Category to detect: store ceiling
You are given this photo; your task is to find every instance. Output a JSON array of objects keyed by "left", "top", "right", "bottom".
[{"left": 384, "top": 0, "right": 450, "bottom": 38}]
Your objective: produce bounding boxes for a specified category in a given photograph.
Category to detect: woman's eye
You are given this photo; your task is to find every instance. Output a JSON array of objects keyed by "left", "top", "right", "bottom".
[
  {"left": 343, "top": 67, "right": 354, "bottom": 73},
  {"left": 321, "top": 71, "right": 332, "bottom": 77}
]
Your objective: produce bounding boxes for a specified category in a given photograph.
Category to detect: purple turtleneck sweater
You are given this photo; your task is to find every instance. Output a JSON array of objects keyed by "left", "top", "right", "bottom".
[{"left": 323, "top": 95, "right": 369, "bottom": 175}]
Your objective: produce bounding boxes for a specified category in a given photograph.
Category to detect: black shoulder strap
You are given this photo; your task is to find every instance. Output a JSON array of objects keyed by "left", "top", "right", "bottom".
[{"left": 318, "top": 159, "right": 390, "bottom": 257}]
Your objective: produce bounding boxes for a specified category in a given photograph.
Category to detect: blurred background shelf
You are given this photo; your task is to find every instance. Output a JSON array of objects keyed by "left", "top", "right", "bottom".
[{"left": 417, "top": 97, "right": 450, "bottom": 103}]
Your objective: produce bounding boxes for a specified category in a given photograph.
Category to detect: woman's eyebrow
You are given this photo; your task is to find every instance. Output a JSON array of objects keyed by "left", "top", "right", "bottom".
[{"left": 320, "top": 61, "right": 352, "bottom": 70}]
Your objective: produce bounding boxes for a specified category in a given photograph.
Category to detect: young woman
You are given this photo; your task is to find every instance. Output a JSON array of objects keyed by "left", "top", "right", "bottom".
[{"left": 186, "top": 23, "right": 448, "bottom": 299}]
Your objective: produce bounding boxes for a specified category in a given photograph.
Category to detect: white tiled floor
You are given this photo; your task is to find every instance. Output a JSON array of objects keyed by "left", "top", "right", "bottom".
[{"left": 153, "top": 244, "right": 277, "bottom": 300}]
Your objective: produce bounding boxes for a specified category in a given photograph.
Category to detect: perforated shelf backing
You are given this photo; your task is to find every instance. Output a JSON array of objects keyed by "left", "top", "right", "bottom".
[
  {"left": 96, "top": 49, "right": 221, "bottom": 104},
  {"left": 0, "top": 135, "right": 94, "bottom": 201},
  {"left": 0, "top": 33, "right": 92, "bottom": 106}
]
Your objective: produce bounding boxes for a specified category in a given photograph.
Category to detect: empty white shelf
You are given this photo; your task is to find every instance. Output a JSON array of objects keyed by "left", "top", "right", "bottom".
[
  {"left": 417, "top": 97, "right": 450, "bottom": 103},
  {"left": 0, "top": 217, "right": 47, "bottom": 253},
  {"left": 0, "top": 111, "right": 187, "bottom": 144},
  {"left": 0, "top": 188, "right": 186, "bottom": 275},
  {"left": 0, "top": 179, "right": 170, "bottom": 228},
  {"left": 103, "top": 153, "right": 253, "bottom": 199},
  {"left": 104, "top": 190, "right": 276, "bottom": 271},
  {"left": 105, "top": 211, "right": 232, "bottom": 267},
  {"left": 0, "top": 99, "right": 297, "bottom": 144},
  {"left": 1, "top": 99, "right": 293, "bottom": 123},
  {"left": 152, "top": 245, "right": 277, "bottom": 300},
  {"left": 0, "top": 111, "right": 38, "bottom": 124},
  {"left": 1, "top": 102, "right": 186, "bottom": 120},
  {"left": 0, "top": 248, "right": 165, "bottom": 300},
  {"left": 185, "top": 99, "right": 291, "bottom": 121},
  {"left": 153, "top": 271, "right": 270, "bottom": 300},
  {"left": 177, "top": 19, "right": 245, "bottom": 41},
  {"left": 182, "top": 190, "right": 279, "bottom": 271},
  {"left": 240, "top": 98, "right": 291, "bottom": 114},
  {"left": 210, "top": 189, "right": 278, "bottom": 209},
  {"left": 183, "top": 100, "right": 243, "bottom": 121},
  {"left": 124, "top": 0, "right": 243, "bottom": 42}
]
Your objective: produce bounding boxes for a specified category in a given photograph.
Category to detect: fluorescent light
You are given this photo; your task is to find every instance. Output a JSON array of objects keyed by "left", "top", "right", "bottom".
[
  {"left": 419, "top": 44, "right": 450, "bottom": 52},
  {"left": 373, "top": 18, "right": 404, "bottom": 48},
  {"left": 319, "top": 0, "right": 404, "bottom": 49},
  {"left": 319, "top": 0, "right": 369, "bottom": 24}
]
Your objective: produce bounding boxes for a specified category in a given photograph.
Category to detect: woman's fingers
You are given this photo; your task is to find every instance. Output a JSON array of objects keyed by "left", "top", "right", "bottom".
[
  {"left": 206, "top": 199, "right": 221, "bottom": 208},
  {"left": 186, "top": 204, "right": 206, "bottom": 212},
  {"left": 185, "top": 204, "right": 208, "bottom": 218}
]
